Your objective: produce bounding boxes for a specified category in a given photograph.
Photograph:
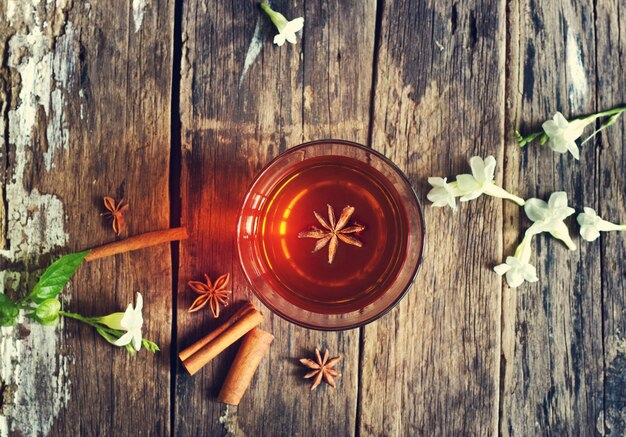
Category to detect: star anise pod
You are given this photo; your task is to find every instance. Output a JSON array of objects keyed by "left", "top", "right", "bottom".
[
  {"left": 187, "top": 273, "right": 232, "bottom": 318},
  {"left": 299, "top": 348, "right": 342, "bottom": 391},
  {"left": 298, "top": 204, "right": 365, "bottom": 264},
  {"left": 102, "top": 196, "right": 129, "bottom": 235}
]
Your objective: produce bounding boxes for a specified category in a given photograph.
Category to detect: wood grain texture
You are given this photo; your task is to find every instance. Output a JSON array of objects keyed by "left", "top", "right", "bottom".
[
  {"left": 596, "top": 1, "right": 626, "bottom": 435},
  {"left": 176, "top": 1, "right": 374, "bottom": 436},
  {"left": 360, "top": 0, "right": 506, "bottom": 435},
  {"left": 0, "top": 0, "right": 173, "bottom": 435},
  {"left": 503, "top": 1, "right": 604, "bottom": 435},
  {"left": 1, "top": 0, "right": 625, "bottom": 435}
]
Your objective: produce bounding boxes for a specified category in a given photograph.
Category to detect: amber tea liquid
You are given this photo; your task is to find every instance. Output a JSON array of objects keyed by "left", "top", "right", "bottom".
[{"left": 257, "top": 155, "right": 410, "bottom": 314}]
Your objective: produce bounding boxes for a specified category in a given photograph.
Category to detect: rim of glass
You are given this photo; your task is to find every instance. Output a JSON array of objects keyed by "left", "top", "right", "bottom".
[{"left": 236, "top": 139, "right": 426, "bottom": 330}]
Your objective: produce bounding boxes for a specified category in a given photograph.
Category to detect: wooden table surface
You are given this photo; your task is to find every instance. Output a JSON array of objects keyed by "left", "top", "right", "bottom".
[{"left": 1, "top": 0, "right": 625, "bottom": 436}]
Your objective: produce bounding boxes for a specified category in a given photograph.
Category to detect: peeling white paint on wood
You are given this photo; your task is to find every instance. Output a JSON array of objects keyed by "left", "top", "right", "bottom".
[
  {"left": 45, "top": 21, "right": 78, "bottom": 170},
  {"left": 0, "top": 311, "right": 71, "bottom": 437},
  {"left": 132, "top": 0, "right": 150, "bottom": 33},
  {"left": 179, "top": 31, "right": 193, "bottom": 126},
  {"left": 45, "top": 89, "right": 70, "bottom": 170},
  {"left": 5, "top": 1, "right": 15, "bottom": 24},
  {"left": 79, "top": 89, "right": 86, "bottom": 120},
  {"left": 239, "top": 17, "right": 263, "bottom": 88},
  {"left": 0, "top": 1, "right": 77, "bottom": 436},
  {"left": 566, "top": 27, "right": 588, "bottom": 108},
  {"left": 218, "top": 405, "right": 238, "bottom": 435},
  {"left": 4, "top": 29, "right": 69, "bottom": 259}
]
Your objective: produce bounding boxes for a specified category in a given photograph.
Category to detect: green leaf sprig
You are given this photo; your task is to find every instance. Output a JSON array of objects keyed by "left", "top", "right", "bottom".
[
  {"left": 0, "top": 293, "right": 19, "bottom": 326},
  {"left": 0, "top": 250, "right": 88, "bottom": 326},
  {"left": 27, "top": 250, "right": 90, "bottom": 304},
  {"left": 516, "top": 104, "right": 626, "bottom": 159},
  {"left": 60, "top": 309, "right": 160, "bottom": 356},
  {"left": 0, "top": 250, "right": 159, "bottom": 356}
]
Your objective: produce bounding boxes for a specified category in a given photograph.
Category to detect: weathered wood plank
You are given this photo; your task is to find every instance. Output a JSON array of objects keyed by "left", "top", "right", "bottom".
[
  {"left": 596, "top": 1, "right": 626, "bottom": 435},
  {"left": 176, "top": 1, "right": 375, "bottom": 435},
  {"left": 360, "top": 0, "right": 505, "bottom": 435},
  {"left": 0, "top": 0, "right": 173, "bottom": 435},
  {"left": 0, "top": 14, "right": 8, "bottom": 253},
  {"left": 502, "top": 1, "right": 604, "bottom": 435}
]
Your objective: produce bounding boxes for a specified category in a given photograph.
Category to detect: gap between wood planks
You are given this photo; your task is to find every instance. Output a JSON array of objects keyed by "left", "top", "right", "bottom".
[
  {"left": 500, "top": 1, "right": 513, "bottom": 434},
  {"left": 356, "top": 1, "right": 386, "bottom": 437},
  {"left": 589, "top": 2, "right": 609, "bottom": 435},
  {"left": 169, "top": 0, "right": 185, "bottom": 433}
]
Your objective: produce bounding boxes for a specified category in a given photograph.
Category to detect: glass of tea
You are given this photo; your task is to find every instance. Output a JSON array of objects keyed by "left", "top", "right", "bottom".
[{"left": 237, "top": 140, "right": 424, "bottom": 330}]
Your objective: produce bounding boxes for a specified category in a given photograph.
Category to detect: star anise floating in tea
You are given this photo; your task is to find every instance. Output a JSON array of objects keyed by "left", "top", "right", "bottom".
[
  {"left": 298, "top": 204, "right": 365, "bottom": 264},
  {"left": 299, "top": 348, "right": 342, "bottom": 390},
  {"left": 102, "top": 196, "right": 129, "bottom": 235},
  {"left": 188, "top": 273, "right": 232, "bottom": 318}
]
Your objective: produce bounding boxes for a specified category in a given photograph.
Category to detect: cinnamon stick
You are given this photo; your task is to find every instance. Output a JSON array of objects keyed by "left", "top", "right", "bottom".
[
  {"left": 180, "top": 302, "right": 263, "bottom": 376},
  {"left": 179, "top": 302, "right": 256, "bottom": 362},
  {"left": 85, "top": 227, "right": 188, "bottom": 261},
  {"left": 218, "top": 328, "right": 274, "bottom": 406}
]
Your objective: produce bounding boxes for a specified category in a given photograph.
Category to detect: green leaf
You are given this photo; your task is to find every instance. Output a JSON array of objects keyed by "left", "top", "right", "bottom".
[
  {"left": 142, "top": 339, "right": 160, "bottom": 353},
  {"left": 95, "top": 327, "right": 136, "bottom": 357},
  {"left": 603, "top": 113, "right": 621, "bottom": 129},
  {"left": 96, "top": 327, "right": 121, "bottom": 345},
  {"left": 516, "top": 131, "right": 547, "bottom": 148},
  {"left": 96, "top": 327, "right": 158, "bottom": 356},
  {"left": 125, "top": 343, "right": 137, "bottom": 357},
  {"left": 28, "top": 250, "right": 90, "bottom": 304},
  {"left": 260, "top": 3, "right": 288, "bottom": 30},
  {"left": 33, "top": 298, "right": 61, "bottom": 326},
  {"left": 96, "top": 328, "right": 137, "bottom": 357},
  {"left": 0, "top": 294, "right": 19, "bottom": 327}
]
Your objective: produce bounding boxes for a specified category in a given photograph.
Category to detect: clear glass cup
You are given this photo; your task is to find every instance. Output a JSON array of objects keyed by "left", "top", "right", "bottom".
[{"left": 237, "top": 140, "right": 425, "bottom": 330}]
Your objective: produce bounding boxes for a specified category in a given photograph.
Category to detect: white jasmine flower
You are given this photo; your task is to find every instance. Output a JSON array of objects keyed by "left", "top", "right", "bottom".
[
  {"left": 260, "top": 3, "right": 304, "bottom": 46},
  {"left": 494, "top": 256, "right": 539, "bottom": 288},
  {"left": 525, "top": 192, "right": 576, "bottom": 250},
  {"left": 517, "top": 105, "right": 626, "bottom": 158},
  {"left": 494, "top": 234, "right": 538, "bottom": 288},
  {"left": 541, "top": 112, "right": 590, "bottom": 159},
  {"left": 99, "top": 292, "right": 144, "bottom": 351},
  {"left": 456, "top": 156, "right": 525, "bottom": 205},
  {"left": 577, "top": 207, "right": 626, "bottom": 242},
  {"left": 427, "top": 177, "right": 458, "bottom": 210}
]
